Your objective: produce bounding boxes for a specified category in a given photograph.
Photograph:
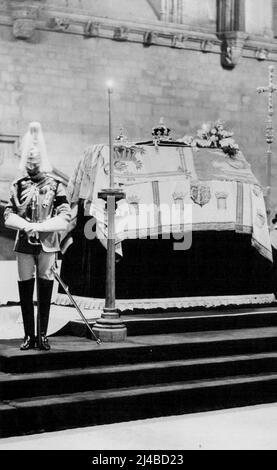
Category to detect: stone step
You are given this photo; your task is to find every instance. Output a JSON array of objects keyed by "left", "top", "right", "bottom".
[
  {"left": 2, "top": 372, "right": 277, "bottom": 438},
  {"left": 2, "top": 351, "right": 277, "bottom": 400},
  {"left": 60, "top": 308, "right": 277, "bottom": 338},
  {"left": 3, "top": 327, "right": 277, "bottom": 373}
]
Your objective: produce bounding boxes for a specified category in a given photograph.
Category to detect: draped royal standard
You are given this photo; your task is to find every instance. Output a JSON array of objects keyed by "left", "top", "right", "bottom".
[{"left": 67, "top": 143, "right": 272, "bottom": 262}]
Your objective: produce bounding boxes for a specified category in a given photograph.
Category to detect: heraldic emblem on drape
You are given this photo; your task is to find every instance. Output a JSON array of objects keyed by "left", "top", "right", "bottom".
[{"left": 190, "top": 183, "right": 211, "bottom": 207}]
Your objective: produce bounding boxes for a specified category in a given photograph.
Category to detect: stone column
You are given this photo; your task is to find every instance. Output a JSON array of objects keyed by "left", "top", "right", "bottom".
[
  {"left": 10, "top": 0, "right": 41, "bottom": 40},
  {"left": 217, "top": 0, "right": 245, "bottom": 32},
  {"left": 217, "top": 0, "right": 248, "bottom": 68}
]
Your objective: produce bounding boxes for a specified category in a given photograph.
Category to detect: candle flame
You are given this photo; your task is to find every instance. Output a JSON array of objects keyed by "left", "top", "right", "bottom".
[{"left": 106, "top": 80, "right": 114, "bottom": 92}]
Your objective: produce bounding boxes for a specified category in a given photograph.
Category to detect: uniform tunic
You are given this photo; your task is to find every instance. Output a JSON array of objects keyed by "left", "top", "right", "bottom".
[{"left": 4, "top": 173, "right": 71, "bottom": 280}]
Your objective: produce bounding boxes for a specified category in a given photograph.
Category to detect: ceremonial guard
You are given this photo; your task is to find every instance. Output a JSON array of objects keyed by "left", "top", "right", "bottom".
[{"left": 4, "top": 122, "right": 71, "bottom": 351}]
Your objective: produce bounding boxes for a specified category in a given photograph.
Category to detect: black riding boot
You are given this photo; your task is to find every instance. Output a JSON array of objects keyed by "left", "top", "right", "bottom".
[
  {"left": 18, "top": 279, "right": 36, "bottom": 350},
  {"left": 38, "top": 278, "right": 54, "bottom": 351}
]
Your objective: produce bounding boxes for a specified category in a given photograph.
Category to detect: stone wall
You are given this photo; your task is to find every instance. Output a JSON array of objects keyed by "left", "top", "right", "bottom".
[
  {"left": 245, "top": 0, "right": 273, "bottom": 37},
  {"left": 0, "top": 0, "right": 276, "bottom": 210},
  {"left": 45, "top": 0, "right": 159, "bottom": 22}
]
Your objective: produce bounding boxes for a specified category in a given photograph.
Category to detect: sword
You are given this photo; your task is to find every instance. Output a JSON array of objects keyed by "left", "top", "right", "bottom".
[
  {"left": 51, "top": 265, "right": 101, "bottom": 345},
  {"left": 28, "top": 188, "right": 41, "bottom": 246},
  {"left": 35, "top": 255, "right": 42, "bottom": 349}
]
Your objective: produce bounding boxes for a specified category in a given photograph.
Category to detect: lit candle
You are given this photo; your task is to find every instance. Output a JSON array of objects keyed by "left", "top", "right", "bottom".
[
  {"left": 106, "top": 80, "right": 114, "bottom": 188},
  {"left": 106, "top": 80, "right": 114, "bottom": 94}
]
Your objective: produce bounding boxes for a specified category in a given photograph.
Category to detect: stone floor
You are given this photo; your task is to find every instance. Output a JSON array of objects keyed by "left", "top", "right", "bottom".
[{"left": 0, "top": 403, "right": 276, "bottom": 450}]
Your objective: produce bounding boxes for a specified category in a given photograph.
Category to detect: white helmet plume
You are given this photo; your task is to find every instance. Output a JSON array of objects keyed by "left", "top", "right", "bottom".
[{"left": 19, "top": 122, "right": 53, "bottom": 173}]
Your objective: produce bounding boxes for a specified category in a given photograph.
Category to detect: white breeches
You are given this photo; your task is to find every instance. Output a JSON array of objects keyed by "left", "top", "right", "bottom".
[{"left": 17, "top": 252, "right": 57, "bottom": 281}]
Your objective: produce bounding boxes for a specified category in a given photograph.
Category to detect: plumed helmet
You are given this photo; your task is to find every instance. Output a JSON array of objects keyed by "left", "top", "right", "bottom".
[
  {"left": 272, "top": 214, "right": 277, "bottom": 225},
  {"left": 19, "top": 121, "right": 53, "bottom": 173}
]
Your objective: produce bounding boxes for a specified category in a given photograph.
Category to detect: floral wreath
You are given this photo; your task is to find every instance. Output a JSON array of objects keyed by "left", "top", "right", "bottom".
[{"left": 179, "top": 120, "right": 240, "bottom": 158}]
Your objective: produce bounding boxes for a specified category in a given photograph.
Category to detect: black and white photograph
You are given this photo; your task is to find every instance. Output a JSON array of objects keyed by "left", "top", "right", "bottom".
[{"left": 1, "top": 0, "right": 277, "bottom": 453}]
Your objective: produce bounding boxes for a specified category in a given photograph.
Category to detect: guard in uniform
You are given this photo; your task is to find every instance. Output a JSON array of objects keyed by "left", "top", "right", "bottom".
[{"left": 4, "top": 122, "right": 71, "bottom": 351}]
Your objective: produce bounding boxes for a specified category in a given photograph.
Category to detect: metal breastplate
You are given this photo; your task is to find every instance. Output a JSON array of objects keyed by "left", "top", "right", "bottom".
[{"left": 17, "top": 176, "right": 58, "bottom": 223}]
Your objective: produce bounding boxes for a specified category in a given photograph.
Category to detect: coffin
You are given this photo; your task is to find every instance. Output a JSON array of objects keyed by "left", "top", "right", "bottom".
[{"left": 58, "top": 138, "right": 276, "bottom": 310}]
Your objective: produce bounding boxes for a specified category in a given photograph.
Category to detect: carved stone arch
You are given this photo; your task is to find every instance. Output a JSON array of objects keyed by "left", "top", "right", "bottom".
[
  {"left": 148, "top": 0, "right": 184, "bottom": 23},
  {"left": 147, "top": 0, "right": 163, "bottom": 19}
]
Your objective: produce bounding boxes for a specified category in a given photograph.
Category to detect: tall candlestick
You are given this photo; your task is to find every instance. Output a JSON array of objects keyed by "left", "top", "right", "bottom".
[
  {"left": 92, "top": 81, "right": 127, "bottom": 342},
  {"left": 107, "top": 81, "right": 114, "bottom": 189}
]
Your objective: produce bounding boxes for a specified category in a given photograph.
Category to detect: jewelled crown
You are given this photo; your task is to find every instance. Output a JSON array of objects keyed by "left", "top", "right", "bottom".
[{"left": 152, "top": 117, "right": 171, "bottom": 139}]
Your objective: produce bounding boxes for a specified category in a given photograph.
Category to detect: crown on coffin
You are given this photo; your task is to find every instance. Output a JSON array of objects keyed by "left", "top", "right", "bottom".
[
  {"left": 115, "top": 128, "right": 129, "bottom": 144},
  {"left": 152, "top": 117, "right": 171, "bottom": 139},
  {"left": 113, "top": 129, "right": 144, "bottom": 165}
]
